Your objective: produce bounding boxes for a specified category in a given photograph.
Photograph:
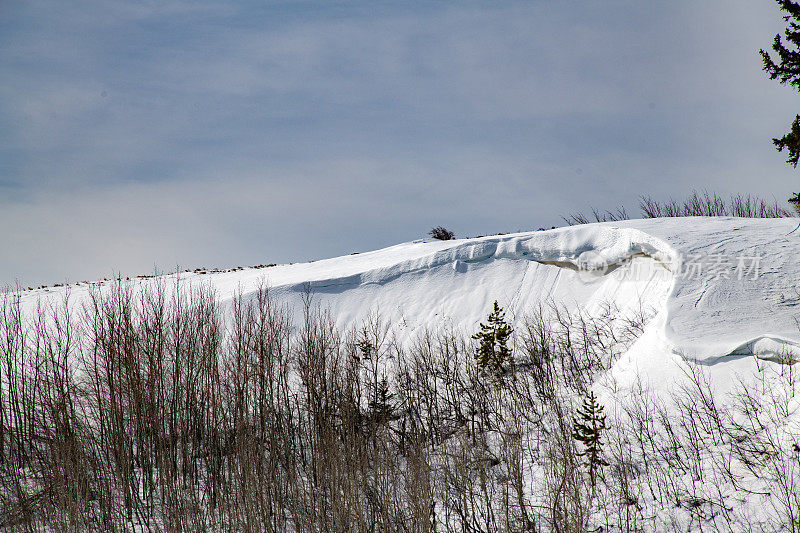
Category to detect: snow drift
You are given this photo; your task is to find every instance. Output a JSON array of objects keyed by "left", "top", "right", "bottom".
[{"left": 17, "top": 217, "right": 800, "bottom": 374}]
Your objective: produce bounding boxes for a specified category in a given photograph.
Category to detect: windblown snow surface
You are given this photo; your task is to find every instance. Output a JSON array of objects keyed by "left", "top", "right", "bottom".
[
  {"left": 24, "top": 217, "right": 800, "bottom": 386},
  {"left": 14, "top": 216, "right": 800, "bottom": 530}
]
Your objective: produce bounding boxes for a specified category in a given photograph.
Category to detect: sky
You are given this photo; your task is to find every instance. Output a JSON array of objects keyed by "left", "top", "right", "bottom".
[{"left": 1, "top": 0, "right": 797, "bottom": 287}]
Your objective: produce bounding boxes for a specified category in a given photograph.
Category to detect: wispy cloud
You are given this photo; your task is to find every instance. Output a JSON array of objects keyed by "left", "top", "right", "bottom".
[{"left": 1, "top": 0, "right": 797, "bottom": 286}]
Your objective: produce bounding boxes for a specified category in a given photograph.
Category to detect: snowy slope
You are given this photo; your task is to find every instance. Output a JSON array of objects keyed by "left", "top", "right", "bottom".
[
  {"left": 18, "top": 217, "right": 800, "bottom": 379},
  {"left": 9, "top": 216, "right": 800, "bottom": 532}
]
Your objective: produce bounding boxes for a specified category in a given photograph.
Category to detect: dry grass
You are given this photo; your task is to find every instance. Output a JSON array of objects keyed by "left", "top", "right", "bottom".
[
  {"left": 639, "top": 190, "right": 792, "bottom": 219},
  {"left": 565, "top": 190, "right": 794, "bottom": 226}
]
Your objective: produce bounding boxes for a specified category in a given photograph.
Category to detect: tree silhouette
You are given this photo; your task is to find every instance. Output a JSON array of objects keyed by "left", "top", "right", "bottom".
[{"left": 368, "top": 375, "right": 394, "bottom": 425}]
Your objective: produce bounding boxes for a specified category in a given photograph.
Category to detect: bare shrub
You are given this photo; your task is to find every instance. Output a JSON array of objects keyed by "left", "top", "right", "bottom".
[
  {"left": 640, "top": 190, "right": 792, "bottom": 219},
  {"left": 563, "top": 206, "right": 630, "bottom": 226},
  {"left": 1, "top": 281, "right": 798, "bottom": 531},
  {"left": 429, "top": 226, "right": 455, "bottom": 240}
]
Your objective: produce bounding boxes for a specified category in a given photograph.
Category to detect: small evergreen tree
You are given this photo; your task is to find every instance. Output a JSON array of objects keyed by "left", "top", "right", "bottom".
[
  {"left": 472, "top": 300, "right": 512, "bottom": 373},
  {"left": 357, "top": 332, "right": 395, "bottom": 426},
  {"left": 761, "top": 0, "right": 800, "bottom": 167},
  {"left": 573, "top": 390, "right": 609, "bottom": 488},
  {"left": 367, "top": 375, "right": 394, "bottom": 424},
  {"left": 358, "top": 337, "right": 373, "bottom": 360}
]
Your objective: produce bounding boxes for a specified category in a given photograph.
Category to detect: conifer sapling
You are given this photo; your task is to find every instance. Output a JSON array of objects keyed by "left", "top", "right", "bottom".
[
  {"left": 573, "top": 390, "right": 609, "bottom": 487},
  {"left": 472, "top": 300, "right": 513, "bottom": 373}
]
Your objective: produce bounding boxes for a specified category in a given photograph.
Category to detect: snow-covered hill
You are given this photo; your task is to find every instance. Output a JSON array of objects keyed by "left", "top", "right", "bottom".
[
  {"left": 21, "top": 217, "right": 800, "bottom": 385},
  {"left": 8, "top": 216, "right": 800, "bottom": 532}
]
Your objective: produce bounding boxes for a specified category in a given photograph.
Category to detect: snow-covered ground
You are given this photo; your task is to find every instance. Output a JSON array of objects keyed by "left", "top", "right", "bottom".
[
  {"left": 9, "top": 216, "right": 800, "bottom": 532},
  {"left": 20, "top": 216, "right": 800, "bottom": 389}
]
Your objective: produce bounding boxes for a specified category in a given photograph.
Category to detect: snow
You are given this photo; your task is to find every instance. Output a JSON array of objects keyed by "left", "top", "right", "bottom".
[
  {"left": 10, "top": 215, "right": 800, "bottom": 531},
  {"left": 16, "top": 216, "right": 800, "bottom": 385}
]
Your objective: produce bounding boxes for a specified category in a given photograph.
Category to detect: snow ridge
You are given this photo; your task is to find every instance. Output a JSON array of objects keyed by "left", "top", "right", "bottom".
[{"left": 16, "top": 218, "right": 800, "bottom": 371}]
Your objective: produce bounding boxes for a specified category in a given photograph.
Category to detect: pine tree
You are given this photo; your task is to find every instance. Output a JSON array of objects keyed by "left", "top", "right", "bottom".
[
  {"left": 358, "top": 332, "right": 395, "bottom": 426},
  {"left": 573, "top": 390, "right": 609, "bottom": 488},
  {"left": 761, "top": 0, "right": 800, "bottom": 167},
  {"left": 471, "top": 300, "right": 513, "bottom": 373},
  {"left": 368, "top": 375, "right": 394, "bottom": 425}
]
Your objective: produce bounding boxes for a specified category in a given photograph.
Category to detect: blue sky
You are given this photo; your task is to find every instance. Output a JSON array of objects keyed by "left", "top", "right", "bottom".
[{"left": 1, "top": 0, "right": 797, "bottom": 286}]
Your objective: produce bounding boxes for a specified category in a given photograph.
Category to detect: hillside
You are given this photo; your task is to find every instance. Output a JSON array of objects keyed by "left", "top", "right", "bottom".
[
  {"left": 21, "top": 216, "right": 800, "bottom": 376},
  {"left": 4, "top": 216, "right": 800, "bottom": 532}
]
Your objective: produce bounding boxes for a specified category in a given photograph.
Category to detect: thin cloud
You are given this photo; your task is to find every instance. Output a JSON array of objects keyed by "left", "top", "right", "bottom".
[{"left": 1, "top": 0, "right": 797, "bottom": 286}]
